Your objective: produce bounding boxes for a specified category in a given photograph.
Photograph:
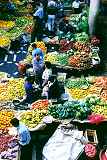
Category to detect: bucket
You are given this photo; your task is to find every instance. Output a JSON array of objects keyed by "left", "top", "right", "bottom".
[{"left": 99, "top": 149, "right": 107, "bottom": 160}]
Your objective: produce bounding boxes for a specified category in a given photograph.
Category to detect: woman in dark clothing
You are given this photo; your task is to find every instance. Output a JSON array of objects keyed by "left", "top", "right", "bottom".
[{"left": 31, "top": 16, "right": 43, "bottom": 42}]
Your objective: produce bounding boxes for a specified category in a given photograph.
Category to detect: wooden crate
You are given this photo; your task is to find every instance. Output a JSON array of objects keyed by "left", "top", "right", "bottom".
[{"left": 84, "top": 129, "right": 98, "bottom": 145}]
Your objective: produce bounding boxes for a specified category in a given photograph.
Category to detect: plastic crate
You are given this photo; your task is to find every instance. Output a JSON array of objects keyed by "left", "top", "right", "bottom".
[{"left": 84, "top": 129, "right": 98, "bottom": 145}]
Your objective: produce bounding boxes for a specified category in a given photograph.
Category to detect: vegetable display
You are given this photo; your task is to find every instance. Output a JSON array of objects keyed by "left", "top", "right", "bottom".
[
  {"left": 48, "top": 101, "right": 91, "bottom": 120},
  {"left": 0, "top": 78, "right": 25, "bottom": 102},
  {"left": 0, "top": 134, "right": 19, "bottom": 160},
  {"left": 31, "top": 99, "right": 49, "bottom": 110},
  {"left": 20, "top": 109, "right": 47, "bottom": 129}
]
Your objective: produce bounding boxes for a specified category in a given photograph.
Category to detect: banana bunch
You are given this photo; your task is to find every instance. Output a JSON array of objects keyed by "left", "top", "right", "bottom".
[
  {"left": 20, "top": 109, "right": 47, "bottom": 129},
  {"left": 0, "top": 20, "right": 15, "bottom": 29}
]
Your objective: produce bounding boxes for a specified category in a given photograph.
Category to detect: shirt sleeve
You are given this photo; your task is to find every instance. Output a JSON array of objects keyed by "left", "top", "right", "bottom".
[{"left": 19, "top": 130, "right": 31, "bottom": 146}]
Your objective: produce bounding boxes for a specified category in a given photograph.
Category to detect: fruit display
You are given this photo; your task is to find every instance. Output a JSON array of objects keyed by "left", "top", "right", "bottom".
[
  {"left": 45, "top": 52, "right": 58, "bottom": 64},
  {"left": 0, "top": 20, "right": 15, "bottom": 29},
  {"left": 0, "top": 36, "right": 11, "bottom": 47},
  {"left": 0, "top": 78, "right": 25, "bottom": 102},
  {"left": 74, "top": 41, "right": 90, "bottom": 52},
  {"left": 31, "top": 99, "right": 49, "bottom": 110},
  {"left": 92, "top": 105, "right": 107, "bottom": 118},
  {"left": 48, "top": 101, "right": 91, "bottom": 120},
  {"left": 20, "top": 109, "right": 47, "bottom": 129},
  {"left": 68, "top": 52, "right": 92, "bottom": 69},
  {"left": 0, "top": 16, "right": 33, "bottom": 46},
  {"left": 59, "top": 39, "right": 74, "bottom": 52},
  {"left": 28, "top": 41, "right": 47, "bottom": 54},
  {"left": 0, "top": 134, "right": 19, "bottom": 160},
  {"left": 0, "top": 110, "right": 14, "bottom": 132}
]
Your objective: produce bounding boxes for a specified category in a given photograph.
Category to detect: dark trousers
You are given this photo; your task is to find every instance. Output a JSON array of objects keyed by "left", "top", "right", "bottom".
[{"left": 20, "top": 143, "right": 32, "bottom": 160}]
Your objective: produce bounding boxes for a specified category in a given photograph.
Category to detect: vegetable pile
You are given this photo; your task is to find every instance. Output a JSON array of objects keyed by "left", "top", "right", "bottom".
[
  {"left": 31, "top": 99, "right": 49, "bottom": 110},
  {"left": 20, "top": 109, "right": 47, "bottom": 129},
  {"left": 48, "top": 101, "right": 91, "bottom": 120},
  {"left": 0, "top": 134, "right": 19, "bottom": 160}
]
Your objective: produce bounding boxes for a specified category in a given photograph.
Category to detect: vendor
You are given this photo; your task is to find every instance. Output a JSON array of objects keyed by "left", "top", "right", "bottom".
[
  {"left": 58, "top": 16, "right": 76, "bottom": 34},
  {"left": 21, "top": 75, "right": 41, "bottom": 104},
  {"left": 42, "top": 61, "right": 52, "bottom": 87},
  {"left": 10, "top": 118, "right": 32, "bottom": 160},
  {"left": 42, "top": 75, "right": 65, "bottom": 101},
  {"left": 31, "top": 43, "right": 44, "bottom": 60},
  {"left": 33, "top": 53, "right": 44, "bottom": 86}
]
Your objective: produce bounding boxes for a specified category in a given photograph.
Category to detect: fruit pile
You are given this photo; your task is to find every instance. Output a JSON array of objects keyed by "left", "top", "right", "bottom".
[
  {"left": 45, "top": 52, "right": 58, "bottom": 64},
  {"left": 0, "top": 78, "right": 25, "bottom": 101},
  {"left": 0, "top": 110, "right": 14, "bottom": 132},
  {"left": 20, "top": 109, "right": 47, "bottom": 129},
  {"left": 59, "top": 39, "right": 74, "bottom": 52},
  {"left": 74, "top": 42, "right": 90, "bottom": 53},
  {"left": 31, "top": 99, "right": 49, "bottom": 110},
  {"left": 0, "top": 36, "right": 10, "bottom": 47},
  {"left": 28, "top": 41, "right": 47, "bottom": 54},
  {"left": 68, "top": 52, "right": 92, "bottom": 69},
  {"left": 92, "top": 105, "right": 107, "bottom": 118},
  {"left": 48, "top": 101, "right": 91, "bottom": 120},
  {"left": 0, "top": 20, "right": 15, "bottom": 29},
  {"left": 0, "top": 134, "right": 19, "bottom": 160}
]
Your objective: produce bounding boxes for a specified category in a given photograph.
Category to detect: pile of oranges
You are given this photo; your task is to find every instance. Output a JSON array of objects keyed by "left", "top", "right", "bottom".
[{"left": 0, "top": 110, "right": 14, "bottom": 131}]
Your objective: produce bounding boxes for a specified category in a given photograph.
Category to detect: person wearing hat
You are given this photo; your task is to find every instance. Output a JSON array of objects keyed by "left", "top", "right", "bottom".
[{"left": 31, "top": 43, "right": 44, "bottom": 60}]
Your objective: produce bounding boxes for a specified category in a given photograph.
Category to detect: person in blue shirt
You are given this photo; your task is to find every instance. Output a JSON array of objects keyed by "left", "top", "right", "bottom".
[
  {"left": 33, "top": 2, "right": 44, "bottom": 19},
  {"left": 33, "top": 53, "right": 44, "bottom": 86},
  {"left": 10, "top": 118, "right": 32, "bottom": 160},
  {"left": 32, "top": 43, "right": 44, "bottom": 60}
]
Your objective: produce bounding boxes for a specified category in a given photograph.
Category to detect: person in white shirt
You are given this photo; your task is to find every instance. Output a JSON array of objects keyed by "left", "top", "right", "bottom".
[
  {"left": 72, "top": 0, "right": 81, "bottom": 14},
  {"left": 42, "top": 61, "right": 52, "bottom": 87}
]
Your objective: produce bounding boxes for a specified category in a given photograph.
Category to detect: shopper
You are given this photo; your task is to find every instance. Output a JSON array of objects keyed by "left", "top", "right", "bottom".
[
  {"left": 88, "top": 0, "right": 100, "bottom": 36},
  {"left": 31, "top": 43, "right": 44, "bottom": 60},
  {"left": 42, "top": 61, "right": 52, "bottom": 87},
  {"left": 33, "top": 53, "right": 44, "bottom": 86},
  {"left": 33, "top": 2, "right": 44, "bottom": 20},
  {"left": 72, "top": 0, "right": 81, "bottom": 14},
  {"left": 47, "top": 0, "right": 58, "bottom": 33},
  {"left": 31, "top": 16, "right": 43, "bottom": 42},
  {"left": 10, "top": 118, "right": 32, "bottom": 160}
]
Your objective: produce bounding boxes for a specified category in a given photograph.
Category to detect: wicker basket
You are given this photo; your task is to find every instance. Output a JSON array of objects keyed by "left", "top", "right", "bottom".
[{"left": 84, "top": 129, "right": 98, "bottom": 145}]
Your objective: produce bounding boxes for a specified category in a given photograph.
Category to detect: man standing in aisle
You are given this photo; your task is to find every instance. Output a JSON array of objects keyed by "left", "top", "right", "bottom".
[
  {"left": 10, "top": 118, "right": 32, "bottom": 160},
  {"left": 47, "top": 0, "right": 58, "bottom": 35}
]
